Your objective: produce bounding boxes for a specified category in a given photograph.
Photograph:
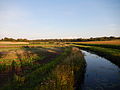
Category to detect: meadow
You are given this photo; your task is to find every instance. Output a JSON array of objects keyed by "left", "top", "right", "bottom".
[
  {"left": 0, "top": 40, "right": 120, "bottom": 89},
  {"left": 0, "top": 42, "right": 86, "bottom": 90}
]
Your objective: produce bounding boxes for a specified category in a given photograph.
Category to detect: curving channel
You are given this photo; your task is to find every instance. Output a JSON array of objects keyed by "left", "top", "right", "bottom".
[{"left": 81, "top": 50, "right": 120, "bottom": 90}]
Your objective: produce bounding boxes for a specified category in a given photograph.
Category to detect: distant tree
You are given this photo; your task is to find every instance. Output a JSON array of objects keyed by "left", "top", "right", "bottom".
[
  {"left": 16, "top": 38, "right": 29, "bottom": 42},
  {"left": 2, "top": 37, "right": 16, "bottom": 41}
]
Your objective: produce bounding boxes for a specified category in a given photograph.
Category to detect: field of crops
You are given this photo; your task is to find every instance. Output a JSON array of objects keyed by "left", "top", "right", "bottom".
[{"left": 0, "top": 44, "right": 86, "bottom": 89}]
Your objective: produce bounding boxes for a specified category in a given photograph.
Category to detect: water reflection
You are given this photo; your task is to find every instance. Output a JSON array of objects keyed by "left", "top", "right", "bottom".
[{"left": 81, "top": 50, "right": 120, "bottom": 90}]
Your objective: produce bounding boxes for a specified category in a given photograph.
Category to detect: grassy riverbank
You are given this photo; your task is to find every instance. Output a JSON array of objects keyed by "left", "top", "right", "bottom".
[
  {"left": 35, "top": 47, "right": 86, "bottom": 90},
  {"left": 73, "top": 43, "right": 120, "bottom": 50},
  {"left": 72, "top": 44, "right": 120, "bottom": 67}
]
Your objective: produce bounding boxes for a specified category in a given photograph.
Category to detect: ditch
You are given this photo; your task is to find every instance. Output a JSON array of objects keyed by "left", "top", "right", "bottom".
[{"left": 81, "top": 50, "right": 120, "bottom": 90}]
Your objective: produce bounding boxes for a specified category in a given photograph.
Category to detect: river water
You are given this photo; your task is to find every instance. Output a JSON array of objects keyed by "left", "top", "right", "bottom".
[{"left": 81, "top": 50, "right": 120, "bottom": 90}]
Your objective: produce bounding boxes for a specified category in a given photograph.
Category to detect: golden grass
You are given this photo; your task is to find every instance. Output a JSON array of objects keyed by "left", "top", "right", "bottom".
[
  {"left": 0, "top": 47, "right": 64, "bottom": 65},
  {"left": 72, "top": 40, "right": 120, "bottom": 45},
  {"left": 0, "top": 49, "right": 38, "bottom": 64},
  {"left": 0, "top": 41, "right": 29, "bottom": 44}
]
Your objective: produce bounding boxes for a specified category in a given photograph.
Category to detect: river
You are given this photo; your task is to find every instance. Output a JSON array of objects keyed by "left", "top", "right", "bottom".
[{"left": 81, "top": 50, "right": 120, "bottom": 90}]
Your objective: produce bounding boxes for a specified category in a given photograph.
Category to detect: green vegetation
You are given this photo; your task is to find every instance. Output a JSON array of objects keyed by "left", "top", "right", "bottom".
[
  {"left": 0, "top": 43, "right": 68, "bottom": 48},
  {"left": 0, "top": 46, "right": 86, "bottom": 90},
  {"left": 0, "top": 47, "right": 61, "bottom": 88},
  {"left": 0, "top": 37, "right": 29, "bottom": 42},
  {"left": 0, "top": 47, "right": 44, "bottom": 65},
  {"left": 72, "top": 44, "right": 120, "bottom": 67},
  {"left": 36, "top": 47, "right": 86, "bottom": 90},
  {"left": 3, "top": 47, "right": 67, "bottom": 90},
  {"left": 73, "top": 43, "right": 120, "bottom": 50}
]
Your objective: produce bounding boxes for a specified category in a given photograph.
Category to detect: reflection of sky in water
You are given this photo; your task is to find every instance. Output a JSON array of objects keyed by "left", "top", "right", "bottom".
[{"left": 81, "top": 50, "right": 120, "bottom": 90}]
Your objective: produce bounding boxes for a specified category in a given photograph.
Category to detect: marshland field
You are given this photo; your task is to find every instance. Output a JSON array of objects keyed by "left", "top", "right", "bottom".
[
  {"left": 0, "top": 41, "right": 86, "bottom": 90},
  {"left": 0, "top": 38, "right": 120, "bottom": 90}
]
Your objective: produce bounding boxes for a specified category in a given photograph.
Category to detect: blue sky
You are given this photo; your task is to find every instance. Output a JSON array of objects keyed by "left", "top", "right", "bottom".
[{"left": 0, "top": 0, "right": 120, "bottom": 39}]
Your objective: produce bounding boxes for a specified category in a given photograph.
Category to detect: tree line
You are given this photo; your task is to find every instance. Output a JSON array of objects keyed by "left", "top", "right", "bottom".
[
  {"left": 0, "top": 37, "right": 29, "bottom": 42},
  {"left": 0, "top": 36, "right": 120, "bottom": 42}
]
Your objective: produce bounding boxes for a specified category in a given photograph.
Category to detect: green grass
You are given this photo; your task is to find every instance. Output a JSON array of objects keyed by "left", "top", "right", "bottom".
[
  {"left": 0, "top": 43, "right": 63, "bottom": 46},
  {"left": 0, "top": 48, "right": 45, "bottom": 65},
  {"left": 35, "top": 47, "right": 86, "bottom": 90},
  {"left": 72, "top": 44, "right": 120, "bottom": 67},
  {"left": 0, "top": 43, "right": 67, "bottom": 49},
  {"left": 1, "top": 47, "right": 86, "bottom": 90},
  {"left": 72, "top": 43, "right": 120, "bottom": 50},
  {"left": 0, "top": 47, "right": 59, "bottom": 86},
  {"left": 2, "top": 47, "right": 70, "bottom": 89}
]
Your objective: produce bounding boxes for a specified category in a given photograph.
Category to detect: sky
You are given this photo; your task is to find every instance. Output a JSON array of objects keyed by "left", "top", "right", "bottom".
[{"left": 0, "top": 0, "right": 120, "bottom": 39}]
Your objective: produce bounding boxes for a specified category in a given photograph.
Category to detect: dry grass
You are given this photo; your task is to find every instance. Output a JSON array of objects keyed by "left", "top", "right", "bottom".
[
  {"left": 73, "top": 40, "right": 120, "bottom": 45},
  {"left": 0, "top": 41, "right": 29, "bottom": 44},
  {"left": 0, "top": 49, "right": 38, "bottom": 64},
  {"left": 0, "top": 43, "right": 68, "bottom": 48},
  {"left": 0, "top": 47, "right": 64, "bottom": 89},
  {"left": 0, "top": 47, "right": 63, "bottom": 65}
]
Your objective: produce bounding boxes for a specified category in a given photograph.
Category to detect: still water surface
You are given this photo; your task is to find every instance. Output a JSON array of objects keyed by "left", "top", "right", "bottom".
[{"left": 81, "top": 50, "right": 120, "bottom": 90}]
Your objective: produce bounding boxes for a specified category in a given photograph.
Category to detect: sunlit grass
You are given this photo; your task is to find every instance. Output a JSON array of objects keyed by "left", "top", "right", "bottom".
[
  {"left": 0, "top": 47, "right": 86, "bottom": 90},
  {"left": 72, "top": 43, "right": 120, "bottom": 67}
]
